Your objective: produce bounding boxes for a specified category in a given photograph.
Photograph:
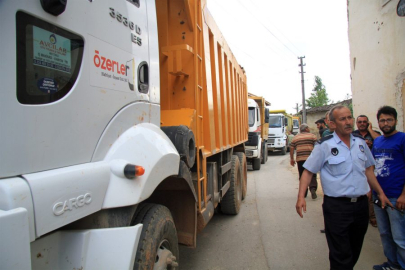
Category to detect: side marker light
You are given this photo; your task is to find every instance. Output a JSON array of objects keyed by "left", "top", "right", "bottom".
[{"left": 124, "top": 164, "right": 145, "bottom": 179}]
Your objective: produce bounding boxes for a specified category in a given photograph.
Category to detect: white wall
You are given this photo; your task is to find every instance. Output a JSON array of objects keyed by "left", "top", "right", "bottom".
[{"left": 348, "top": 0, "right": 405, "bottom": 131}]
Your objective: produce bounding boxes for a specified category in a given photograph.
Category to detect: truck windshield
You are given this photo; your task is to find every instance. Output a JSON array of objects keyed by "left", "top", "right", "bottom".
[
  {"left": 293, "top": 119, "right": 299, "bottom": 128},
  {"left": 248, "top": 107, "right": 255, "bottom": 127},
  {"left": 269, "top": 115, "right": 282, "bottom": 128}
]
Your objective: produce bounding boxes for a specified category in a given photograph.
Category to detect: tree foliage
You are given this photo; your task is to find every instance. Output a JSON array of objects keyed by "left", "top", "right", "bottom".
[{"left": 306, "top": 76, "right": 330, "bottom": 108}]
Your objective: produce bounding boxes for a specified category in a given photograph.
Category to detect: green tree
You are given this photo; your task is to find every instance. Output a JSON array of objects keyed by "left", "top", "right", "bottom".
[{"left": 306, "top": 76, "right": 330, "bottom": 108}]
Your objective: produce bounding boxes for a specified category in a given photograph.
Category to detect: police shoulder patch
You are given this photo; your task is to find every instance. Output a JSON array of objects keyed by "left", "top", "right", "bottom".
[
  {"left": 317, "top": 134, "right": 333, "bottom": 145},
  {"left": 352, "top": 133, "right": 365, "bottom": 140}
]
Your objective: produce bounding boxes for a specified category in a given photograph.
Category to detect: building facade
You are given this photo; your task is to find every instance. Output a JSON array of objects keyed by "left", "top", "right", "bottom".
[
  {"left": 301, "top": 99, "right": 352, "bottom": 138},
  {"left": 348, "top": 0, "right": 405, "bottom": 131}
]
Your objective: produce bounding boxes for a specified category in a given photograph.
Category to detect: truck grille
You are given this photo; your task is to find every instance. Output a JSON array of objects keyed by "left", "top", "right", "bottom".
[
  {"left": 268, "top": 138, "right": 275, "bottom": 144},
  {"left": 246, "top": 132, "right": 259, "bottom": 146}
]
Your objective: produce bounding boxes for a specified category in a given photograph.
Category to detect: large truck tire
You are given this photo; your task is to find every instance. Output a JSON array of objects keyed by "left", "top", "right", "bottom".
[
  {"left": 133, "top": 203, "right": 179, "bottom": 270},
  {"left": 261, "top": 144, "right": 265, "bottom": 164},
  {"left": 235, "top": 152, "right": 247, "bottom": 200},
  {"left": 261, "top": 143, "right": 268, "bottom": 164},
  {"left": 252, "top": 157, "right": 261, "bottom": 170},
  {"left": 221, "top": 155, "right": 242, "bottom": 215},
  {"left": 280, "top": 145, "right": 287, "bottom": 155},
  {"left": 161, "top": 125, "right": 196, "bottom": 168}
]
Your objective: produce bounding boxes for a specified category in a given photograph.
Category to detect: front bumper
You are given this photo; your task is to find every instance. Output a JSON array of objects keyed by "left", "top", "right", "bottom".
[
  {"left": 267, "top": 137, "right": 286, "bottom": 149},
  {"left": 245, "top": 148, "right": 259, "bottom": 158}
]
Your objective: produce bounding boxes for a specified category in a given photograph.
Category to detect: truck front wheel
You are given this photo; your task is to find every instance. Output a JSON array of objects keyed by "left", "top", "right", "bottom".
[
  {"left": 133, "top": 203, "right": 179, "bottom": 270},
  {"left": 261, "top": 143, "right": 268, "bottom": 164},
  {"left": 280, "top": 144, "right": 287, "bottom": 155},
  {"left": 252, "top": 157, "right": 261, "bottom": 170}
]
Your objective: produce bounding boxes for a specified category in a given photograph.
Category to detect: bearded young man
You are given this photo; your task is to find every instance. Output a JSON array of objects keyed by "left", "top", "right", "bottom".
[{"left": 372, "top": 106, "right": 405, "bottom": 270}]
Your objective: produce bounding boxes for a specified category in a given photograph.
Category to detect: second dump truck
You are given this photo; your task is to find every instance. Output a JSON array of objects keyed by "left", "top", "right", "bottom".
[
  {"left": 246, "top": 96, "right": 269, "bottom": 170},
  {"left": 267, "top": 110, "right": 294, "bottom": 155},
  {"left": 0, "top": 0, "right": 248, "bottom": 269}
]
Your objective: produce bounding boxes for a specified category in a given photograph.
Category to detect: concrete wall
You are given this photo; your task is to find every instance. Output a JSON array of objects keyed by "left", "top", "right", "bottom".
[
  {"left": 306, "top": 112, "right": 326, "bottom": 138},
  {"left": 348, "top": 0, "right": 405, "bottom": 131}
]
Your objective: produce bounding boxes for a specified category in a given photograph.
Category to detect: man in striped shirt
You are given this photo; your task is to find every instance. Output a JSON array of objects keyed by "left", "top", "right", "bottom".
[{"left": 290, "top": 124, "right": 318, "bottom": 199}]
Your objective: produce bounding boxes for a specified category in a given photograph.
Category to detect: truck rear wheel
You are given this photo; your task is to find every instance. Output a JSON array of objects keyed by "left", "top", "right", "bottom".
[
  {"left": 221, "top": 155, "right": 242, "bottom": 214},
  {"left": 235, "top": 152, "right": 247, "bottom": 200},
  {"left": 252, "top": 157, "right": 261, "bottom": 170},
  {"left": 133, "top": 203, "right": 179, "bottom": 270}
]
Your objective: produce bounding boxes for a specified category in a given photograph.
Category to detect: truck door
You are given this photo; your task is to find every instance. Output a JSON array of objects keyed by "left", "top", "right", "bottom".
[{"left": 0, "top": 0, "right": 153, "bottom": 177}]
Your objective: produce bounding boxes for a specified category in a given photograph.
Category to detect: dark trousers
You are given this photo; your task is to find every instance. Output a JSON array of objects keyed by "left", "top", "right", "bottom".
[
  {"left": 323, "top": 195, "right": 369, "bottom": 270},
  {"left": 297, "top": 161, "right": 317, "bottom": 192}
]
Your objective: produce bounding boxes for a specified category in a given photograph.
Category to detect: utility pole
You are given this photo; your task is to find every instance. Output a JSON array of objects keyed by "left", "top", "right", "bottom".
[{"left": 298, "top": 56, "right": 307, "bottom": 123}]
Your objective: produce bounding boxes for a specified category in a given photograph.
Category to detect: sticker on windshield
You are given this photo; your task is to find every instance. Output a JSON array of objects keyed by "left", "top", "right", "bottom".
[
  {"left": 37, "top": 78, "right": 58, "bottom": 94},
  {"left": 33, "top": 26, "right": 72, "bottom": 73}
]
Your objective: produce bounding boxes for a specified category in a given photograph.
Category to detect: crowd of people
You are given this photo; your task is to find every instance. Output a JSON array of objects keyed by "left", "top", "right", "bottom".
[{"left": 289, "top": 105, "right": 405, "bottom": 270}]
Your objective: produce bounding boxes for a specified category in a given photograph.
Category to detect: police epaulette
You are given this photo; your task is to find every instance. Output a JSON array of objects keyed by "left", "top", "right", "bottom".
[
  {"left": 317, "top": 134, "right": 333, "bottom": 144},
  {"left": 352, "top": 133, "right": 365, "bottom": 140}
]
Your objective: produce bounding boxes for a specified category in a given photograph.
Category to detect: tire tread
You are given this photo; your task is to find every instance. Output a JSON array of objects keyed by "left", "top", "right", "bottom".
[{"left": 221, "top": 155, "right": 242, "bottom": 214}]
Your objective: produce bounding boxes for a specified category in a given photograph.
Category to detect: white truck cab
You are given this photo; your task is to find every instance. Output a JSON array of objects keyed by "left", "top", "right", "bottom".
[
  {"left": 0, "top": 1, "right": 179, "bottom": 269},
  {"left": 267, "top": 113, "right": 288, "bottom": 155},
  {"left": 245, "top": 98, "right": 269, "bottom": 170},
  {"left": 292, "top": 118, "right": 300, "bottom": 135}
]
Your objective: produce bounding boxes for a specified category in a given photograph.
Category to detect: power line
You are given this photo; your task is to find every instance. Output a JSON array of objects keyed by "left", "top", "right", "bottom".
[
  {"left": 210, "top": 1, "right": 296, "bottom": 63},
  {"left": 246, "top": 0, "right": 303, "bottom": 56},
  {"left": 210, "top": 1, "right": 294, "bottom": 68},
  {"left": 236, "top": 0, "right": 299, "bottom": 58}
]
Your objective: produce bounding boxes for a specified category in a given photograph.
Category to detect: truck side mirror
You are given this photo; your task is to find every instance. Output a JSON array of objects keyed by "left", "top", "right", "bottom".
[
  {"left": 264, "top": 108, "right": 269, "bottom": 123},
  {"left": 398, "top": 0, "right": 405, "bottom": 16},
  {"left": 284, "top": 118, "right": 288, "bottom": 126}
]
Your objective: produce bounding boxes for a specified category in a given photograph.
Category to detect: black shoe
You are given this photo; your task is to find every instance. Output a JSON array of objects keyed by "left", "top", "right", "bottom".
[
  {"left": 320, "top": 229, "right": 325, "bottom": 233},
  {"left": 311, "top": 190, "right": 317, "bottom": 199}
]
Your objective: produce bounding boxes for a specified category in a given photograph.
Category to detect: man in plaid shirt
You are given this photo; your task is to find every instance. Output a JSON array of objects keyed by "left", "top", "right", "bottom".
[{"left": 290, "top": 123, "right": 318, "bottom": 199}]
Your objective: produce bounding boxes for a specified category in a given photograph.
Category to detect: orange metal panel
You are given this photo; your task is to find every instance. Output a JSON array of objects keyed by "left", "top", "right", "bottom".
[
  {"left": 156, "top": 0, "right": 248, "bottom": 212},
  {"left": 218, "top": 46, "right": 229, "bottom": 147},
  {"left": 224, "top": 54, "right": 233, "bottom": 146},
  {"left": 208, "top": 30, "right": 222, "bottom": 152}
]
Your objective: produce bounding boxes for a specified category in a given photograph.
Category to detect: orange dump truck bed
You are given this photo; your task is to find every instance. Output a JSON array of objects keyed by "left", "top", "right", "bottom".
[
  {"left": 158, "top": 0, "right": 248, "bottom": 156},
  {"left": 157, "top": 0, "right": 248, "bottom": 221}
]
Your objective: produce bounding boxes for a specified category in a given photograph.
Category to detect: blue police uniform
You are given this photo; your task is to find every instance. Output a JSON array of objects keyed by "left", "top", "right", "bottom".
[
  {"left": 304, "top": 132, "right": 375, "bottom": 197},
  {"left": 303, "top": 132, "right": 376, "bottom": 270}
]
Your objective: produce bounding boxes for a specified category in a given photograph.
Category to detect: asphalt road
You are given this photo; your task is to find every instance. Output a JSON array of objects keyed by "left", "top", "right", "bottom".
[{"left": 179, "top": 151, "right": 386, "bottom": 269}]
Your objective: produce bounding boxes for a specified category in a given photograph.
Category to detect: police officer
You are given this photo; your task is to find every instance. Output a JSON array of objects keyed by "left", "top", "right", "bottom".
[{"left": 295, "top": 105, "right": 392, "bottom": 270}]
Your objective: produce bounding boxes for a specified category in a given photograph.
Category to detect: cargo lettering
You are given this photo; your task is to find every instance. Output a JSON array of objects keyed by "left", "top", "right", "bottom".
[
  {"left": 93, "top": 50, "right": 127, "bottom": 75},
  {"left": 53, "top": 193, "right": 92, "bottom": 216}
]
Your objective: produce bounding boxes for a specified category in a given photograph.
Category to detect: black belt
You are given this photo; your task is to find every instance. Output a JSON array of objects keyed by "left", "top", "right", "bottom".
[{"left": 324, "top": 194, "right": 367, "bottom": 202}]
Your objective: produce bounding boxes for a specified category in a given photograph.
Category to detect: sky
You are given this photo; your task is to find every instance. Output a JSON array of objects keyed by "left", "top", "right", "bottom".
[{"left": 206, "top": 0, "right": 352, "bottom": 115}]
